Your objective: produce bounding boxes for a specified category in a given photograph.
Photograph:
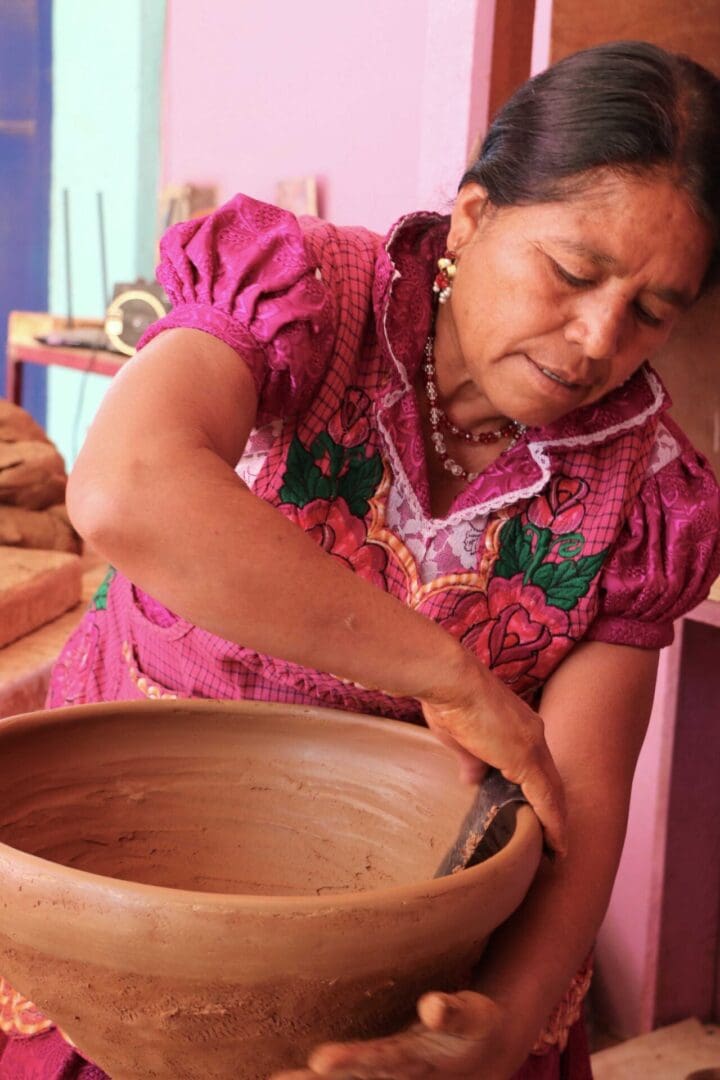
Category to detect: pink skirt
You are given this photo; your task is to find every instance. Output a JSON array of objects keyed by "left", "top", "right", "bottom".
[{"left": 0, "top": 1018, "right": 593, "bottom": 1078}]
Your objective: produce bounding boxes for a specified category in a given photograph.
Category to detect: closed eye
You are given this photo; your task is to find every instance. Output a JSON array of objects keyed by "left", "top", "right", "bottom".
[
  {"left": 550, "top": 258, "right": 594, "bottom": 289},
  {"left": 633, "top": 303, "right": 663, "bottom": 328},
  {"left": 552, "top": 256, "right": 665, "bottom": 328}
]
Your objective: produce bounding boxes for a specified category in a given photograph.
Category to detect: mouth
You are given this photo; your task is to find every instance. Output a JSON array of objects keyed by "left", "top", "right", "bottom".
[
  {"left": 529, "top": 358, "right": 589, "bottom": 392},
  {"left": 540, "top": 366, "right": 583, "bottom": 388}
]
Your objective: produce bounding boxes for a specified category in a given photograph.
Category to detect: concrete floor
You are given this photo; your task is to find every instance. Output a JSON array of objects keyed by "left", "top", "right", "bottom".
[{"left": 591, "top": 1018, "right": 720, "bottom": 1079}]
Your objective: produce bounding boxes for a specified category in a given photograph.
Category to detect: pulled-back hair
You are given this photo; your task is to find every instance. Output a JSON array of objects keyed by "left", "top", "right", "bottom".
[{"left": 461, "top": 41, "right": 720, "bottom": 286}]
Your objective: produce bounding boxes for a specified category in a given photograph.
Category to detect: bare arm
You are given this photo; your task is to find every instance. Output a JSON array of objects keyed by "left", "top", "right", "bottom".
[
  {"left": 279, "top": 640, "right": 658, "bottom": 1079},
  {"left": 270, "top": 640, "right": 659, "bottom": 1080},
  {"left": 68, "top": 328, "right": 565, "bottom": 849},
  {"left": 458, "top": 640, "right": 659, "bottom": 1068}
]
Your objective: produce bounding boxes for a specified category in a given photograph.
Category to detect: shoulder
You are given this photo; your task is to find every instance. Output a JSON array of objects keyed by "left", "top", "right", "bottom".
[
  {"left": 586, "top": 415, "right": 720, "bottom": 647},
  {"left": 298, "top": 214, "right": 382, "bottom": 271}
]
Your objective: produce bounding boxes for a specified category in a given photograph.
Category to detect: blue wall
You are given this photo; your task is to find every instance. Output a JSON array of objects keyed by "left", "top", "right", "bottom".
[{"left": 0, "top": 0, "right": 52, "bottom": 426}]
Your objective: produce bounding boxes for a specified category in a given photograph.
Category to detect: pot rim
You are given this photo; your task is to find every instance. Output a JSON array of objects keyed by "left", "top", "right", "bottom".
[{"left": 0, "top": 698, "right": 542, "bottom": 912}]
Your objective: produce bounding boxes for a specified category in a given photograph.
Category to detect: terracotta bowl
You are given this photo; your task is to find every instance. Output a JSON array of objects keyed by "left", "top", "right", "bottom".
[{"left": 0, "top": 699, "right": 542, "bottom": 1079}]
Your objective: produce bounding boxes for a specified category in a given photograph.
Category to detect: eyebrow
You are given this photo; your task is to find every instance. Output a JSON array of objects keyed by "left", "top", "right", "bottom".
[
  {"left": 548, "top": 238, "right": 695, "bottom": 309},
  {"left": 550, "top": 238, "right": 617, "bottom": 269}
]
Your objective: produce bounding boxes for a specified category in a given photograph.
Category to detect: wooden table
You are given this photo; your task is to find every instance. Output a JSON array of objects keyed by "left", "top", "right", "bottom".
[
  {"left": 0, "top": 562, "right": 107, "bottom": 719},
  {"left": 6, "top": 310, "right": 125, "bottom": 408}
]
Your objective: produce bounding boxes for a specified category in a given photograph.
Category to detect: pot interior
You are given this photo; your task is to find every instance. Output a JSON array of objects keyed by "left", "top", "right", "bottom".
[{"left": 0, "top": 702, "right": 478, "bottom": 896}]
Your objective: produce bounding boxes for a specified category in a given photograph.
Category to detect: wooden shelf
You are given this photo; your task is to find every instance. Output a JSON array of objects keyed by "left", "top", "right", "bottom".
[{"left": 6, "top": 310, "right": 126, "bottom": 407}]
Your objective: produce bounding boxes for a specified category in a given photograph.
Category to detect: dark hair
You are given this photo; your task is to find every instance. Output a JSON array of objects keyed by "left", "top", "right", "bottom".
[{"left": 461, "top": 41, "right": 720, "bottom": 287}]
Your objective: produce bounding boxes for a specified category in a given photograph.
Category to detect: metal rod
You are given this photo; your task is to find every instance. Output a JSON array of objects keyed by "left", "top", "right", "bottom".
[
  {"left": 97, "top": 191, "right": 109, "bottom": 310},
  {"left": 63, "top": 187, "right": 74, "bottom": 327}
]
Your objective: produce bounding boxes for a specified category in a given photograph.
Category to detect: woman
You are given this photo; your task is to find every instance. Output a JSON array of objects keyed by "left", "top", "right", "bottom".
[{"left": 2, "top": 40, "right": 719, "bottom": 1080}]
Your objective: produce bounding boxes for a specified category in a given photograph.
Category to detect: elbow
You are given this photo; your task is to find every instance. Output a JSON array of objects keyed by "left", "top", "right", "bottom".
[
  {"left": 66, "top": 468, "right": 115, "bottom": 552},
  {"left": 66, "top": 461, "right": 140, "bottom": 558}
]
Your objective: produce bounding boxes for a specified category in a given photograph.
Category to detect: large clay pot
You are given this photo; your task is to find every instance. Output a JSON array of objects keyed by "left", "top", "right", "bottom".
[{"left": 0, "top": 699, "right": 542, "bottom": 1079}]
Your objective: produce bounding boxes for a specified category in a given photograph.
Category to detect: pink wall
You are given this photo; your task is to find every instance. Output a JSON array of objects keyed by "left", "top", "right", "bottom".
[{"left": 162, "top": 1, "right": 495, "bottom": 233}]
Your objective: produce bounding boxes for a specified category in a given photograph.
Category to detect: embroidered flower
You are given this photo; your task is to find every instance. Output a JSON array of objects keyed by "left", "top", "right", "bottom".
[
  {"left": 443, "top": 575, "right": 572, "bottom": 687},
  {"left": 528, "top": 476, "right": 589, "bottom": 534},
  {"left": 284, "top": 497, "right": 388, "bottom": 588},
  {"left": 328, "top": 387, "right": 372, "bottom": 447}
]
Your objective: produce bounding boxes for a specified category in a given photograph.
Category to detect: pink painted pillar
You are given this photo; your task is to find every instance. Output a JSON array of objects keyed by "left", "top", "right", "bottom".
[
  {"left": 594, "top": 600, "right": 720, "bottom": 1037},
  {"left": 530, "top": 0, "right": 553, "bottom": 74},
  {"left": 593, "top": 645, "right": 680, "bottom": 1036}
]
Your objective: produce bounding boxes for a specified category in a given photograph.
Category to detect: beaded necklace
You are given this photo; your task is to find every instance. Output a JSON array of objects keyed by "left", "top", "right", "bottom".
[{"left": 423, "top": 335, "right": 525, "bottom": 481}]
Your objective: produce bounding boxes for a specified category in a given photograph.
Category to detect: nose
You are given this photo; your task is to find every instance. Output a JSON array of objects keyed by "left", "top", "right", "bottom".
[{"left": 564, "top": 293, "right": 626, "bottom": 361}]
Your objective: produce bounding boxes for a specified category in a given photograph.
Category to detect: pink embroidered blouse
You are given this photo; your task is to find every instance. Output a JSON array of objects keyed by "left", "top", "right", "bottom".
[
  {"left": 18, "top": 194, "right": 718, "bottom": 1071},
  {"left": 49, "top": 193, "right": 720, "bottom": 715}
]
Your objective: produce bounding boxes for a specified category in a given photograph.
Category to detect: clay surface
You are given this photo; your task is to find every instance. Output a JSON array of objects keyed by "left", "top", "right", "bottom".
[
  {"left": 0, "top": 548, "right": 81, "bottom": 647},
  {"left": 0, "top": 699, "right": 542, "bottom": 1078}
]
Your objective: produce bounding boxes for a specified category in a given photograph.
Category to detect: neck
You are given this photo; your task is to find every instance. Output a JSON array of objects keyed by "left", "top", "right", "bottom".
[{"left": 432, "top": 304, "right": 510, "bottom": 432}]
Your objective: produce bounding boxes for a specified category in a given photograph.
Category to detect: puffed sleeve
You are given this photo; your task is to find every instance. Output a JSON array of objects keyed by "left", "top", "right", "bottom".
[
  {"left": 139, "top": 193, "right": 336, "bottom": 417},
  {"left": 586, "top": 428, "right": 720, "bottom": 649}
]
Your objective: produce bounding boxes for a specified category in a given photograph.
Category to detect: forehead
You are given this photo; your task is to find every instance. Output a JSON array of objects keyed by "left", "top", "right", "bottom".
[{"left": 499, "top": 173, "right": 712, "bottom": 293}]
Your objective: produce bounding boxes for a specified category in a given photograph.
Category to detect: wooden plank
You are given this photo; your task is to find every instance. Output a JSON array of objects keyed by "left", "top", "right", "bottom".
[
  {"left": 591, "top": 1017, "right": 720, "bottom": 1080},
  {"left": 652, "top": 292, "right": 720, "bottom": 488},
  {"left": 550, "top": 0, "right": 720, "bottom": 74},
  {"left": 488, "top": 0, "right": 536, "bottom": 119}
]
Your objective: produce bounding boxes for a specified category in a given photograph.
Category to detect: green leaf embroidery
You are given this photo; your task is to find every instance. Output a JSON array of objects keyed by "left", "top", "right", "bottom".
[
  {"left": 278, "top": 435, "right": 321, "bottom": 507},
  {"left": 339, "top": 452, "right": 383, "bottom": 517},
  {"left": 279, "top": 432, "right": 383, "bottom": 516},
  {"left": 90, "top": 566, "right": 116, "bottom": 611},
  {"left": 493, "top": 514, "right": 534, "bottom": 578},
  {"left": 538, "top": 550, "right": 609, "bottom": 610},
  {"left": 493, "top": 512, "right": 609, "bottom": 612}
]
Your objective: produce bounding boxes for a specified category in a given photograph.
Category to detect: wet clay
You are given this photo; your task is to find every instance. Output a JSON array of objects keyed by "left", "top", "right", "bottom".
[{"left": 0, "top": 699, "right": 542, "bottom": 1079}]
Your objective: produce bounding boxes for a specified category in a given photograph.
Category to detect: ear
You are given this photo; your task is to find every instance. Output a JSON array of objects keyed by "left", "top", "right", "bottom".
[{"left": 447, "top": 183, "right": 491, "bottom": 252}]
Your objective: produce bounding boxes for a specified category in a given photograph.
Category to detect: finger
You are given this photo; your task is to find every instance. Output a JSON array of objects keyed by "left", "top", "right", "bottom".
[
  {"left": 428, "top": 710, "right": 566, "bottom": 855},
  {"left": 457, "top": 753, "right": 488, "bottom": 785},
  {"left": 270, "top": 1072, "right": 318, "bottom": 1080},
  {"left": 444, "top": 710, "right": 567, "bottom": 856},
  {"left": 512, "top": 743, "right": 567, "bottom": 857},
  {"left": 417, "top": 990, "right": 501, "bottom": 1038},
  {"left": 308, "top": 1029, "right": 443, "bottom": 1079},
  {"left": 423, "top": 717, "right": 489, "bottom": 784}
]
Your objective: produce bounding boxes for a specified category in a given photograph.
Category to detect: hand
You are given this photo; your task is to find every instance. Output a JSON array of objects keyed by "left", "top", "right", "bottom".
[
  {"left": 270, "top": 989, "right": 521, "bottom": 1079},
  {"left": 421, "top": 657, "right": 567, "bottom": 856}
]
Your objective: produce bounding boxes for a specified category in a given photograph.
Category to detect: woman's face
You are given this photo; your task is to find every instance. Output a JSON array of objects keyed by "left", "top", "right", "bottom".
[{"left": 440, "top": 172, "right": 713, "bottom": 428}]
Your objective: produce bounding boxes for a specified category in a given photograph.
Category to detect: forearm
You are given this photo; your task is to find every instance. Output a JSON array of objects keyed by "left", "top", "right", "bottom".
[
  {"left": 472, "top": 789, "right": 627, "bottom": 1068},
  {"left": 467, "top": 642, "right": 658, "bottom": 1073},
  {"left": 69, "top": 442, "right": 471, "bottom": 702}
]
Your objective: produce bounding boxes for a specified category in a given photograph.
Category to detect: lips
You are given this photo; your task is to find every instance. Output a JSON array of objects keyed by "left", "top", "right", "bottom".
[
  {"left": 540, "top": 366, "right": 583, "bottom": 388},
  {"left": 528, "top": 356, "right": 589, "bottom": 391}
]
